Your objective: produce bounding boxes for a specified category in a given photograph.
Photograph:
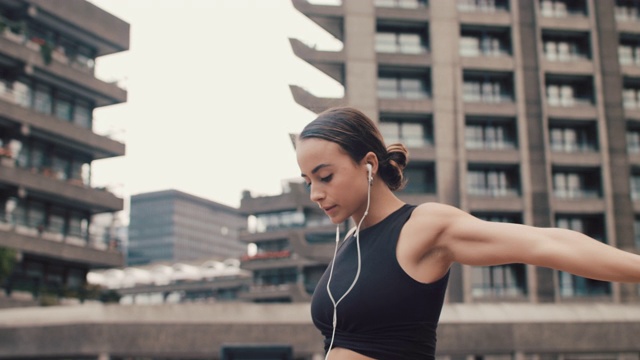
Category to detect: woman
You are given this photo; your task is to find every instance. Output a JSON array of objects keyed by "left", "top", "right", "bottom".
[{"left": 296, "top": 106, "right": 640, "bottom": 360}]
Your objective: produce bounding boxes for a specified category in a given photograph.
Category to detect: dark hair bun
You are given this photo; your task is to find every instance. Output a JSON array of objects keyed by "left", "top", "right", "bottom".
[{"left": 380, "top": 143, "right": 409, "bottom": 191}]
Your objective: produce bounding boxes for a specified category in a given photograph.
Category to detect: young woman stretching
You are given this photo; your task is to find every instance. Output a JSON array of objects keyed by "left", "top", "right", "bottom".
[{"left": 295, "top": 106, "right": 640, "bottom": 360}]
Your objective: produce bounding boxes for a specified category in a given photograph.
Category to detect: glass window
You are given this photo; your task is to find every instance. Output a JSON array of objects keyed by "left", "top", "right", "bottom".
[
  {"left": 48, "top": 206, "right": 66, "bottom": 235},
  {"left": 33, "top": 84, "right": 52, "bottom": 115},
  {"left": 12, "top": 80, "right": 31, "bottom": 108},
  {"left": 73, "top": 100, "right": 92, "bottom": 129},
  {"left": 54, "top": 95, "right": 73, "bottom": 121},
  {"left": 402, "top": 165, "right": 436, "bottom": 194},
  {"left": 27, "top": 200, "right": 46, "bottom": 229}
]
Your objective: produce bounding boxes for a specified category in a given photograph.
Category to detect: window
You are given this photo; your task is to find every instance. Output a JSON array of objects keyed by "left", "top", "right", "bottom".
[
  {"left": 465, "top": 117, "right": 517, "bottom": 150},
  {"left": 549, "top": 121, "right": 598, "bottom": 152},
  {"left": 460, "top": 27, "right": 511, "bottom": 57},
  {"left": 401, "top": 164, "right": 436, "bottom": 194},
  {"left": 628, "top": 126, "right": 640, "bottom": 153},
  {"left": 552, "top": 168, "right": 601, "bottom": 198},
  {"left": 376, "top": 24, "right": 428, "bottom": 54},
  {"left": 33, "top": 84, "right": 52, "bottom": 115},
  {"left": 615, "top": 0, "right": 640, "bottom": 22},
  {"left": 54, "top": 95, "right": 73, "bottom": 121},
  {"left": 463, "top": 72, "right": 514, "bottom": 103},
  {"left": 543, "top": 31, "right": 590, "bottom": 62},
  {"left": 375, "top": 0, "right": 427, "bottom": 8},
  {"left": 458, "top": 0, "right": 509, "bottom": 12},
  {"left": 546, "top": 76, "right": 593, "bottom": 107},
  {"left": 634, "top": 216, "right": 640, "bottom": 248},
  {"left": 471, "top": 214, "right": 526, "bottom": 298},
  {"left": 540, "top": 0, "right": 587, "bottom": 18},
  {"left": 556, "top": 215, "right": 610, "bottom": 297},
  {"left": 378, "top": 72, "right": 430, "bottom": 99},
  {"left": 631, "top": 171, "right": 640, "bottom": 199},
  {"left": 379, "top": 116, "right": 433, "bottom": 147},
  {"left": 619, "top": 35, "right": 640, "bottom": 66},
  {"left": 467, "top": 166, "right": 520, "bottom": 196},
  {"left": 73, "top": 100, "right": 92, "bottom": 129}
]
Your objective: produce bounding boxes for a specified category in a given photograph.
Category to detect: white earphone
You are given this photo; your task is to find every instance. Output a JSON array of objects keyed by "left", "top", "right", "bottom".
[{"left": 366, "top": 163, "right": 373, "bottom": 185}]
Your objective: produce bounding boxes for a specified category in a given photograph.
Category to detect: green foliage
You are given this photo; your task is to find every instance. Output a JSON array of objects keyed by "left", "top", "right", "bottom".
[{"left": 0, "top": 247, "right": 17, "bottom": 286}]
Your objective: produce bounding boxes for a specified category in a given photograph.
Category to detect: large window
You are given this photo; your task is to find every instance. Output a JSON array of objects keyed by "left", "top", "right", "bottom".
[
  {"left": 465, "top": 117, "right": 517, "bottom": 150},
  {"left": 540, "top": 0, "right": 588, "bottom": 17},
  {"left": 463, "top": 72, "right": 514, "bottom": 103},
  {"left": 546, "top": 76, "right": 594, "bottom": 107},
  {"left": 552, "top": 168, "right": 601, "bottom": 199},
  {"left": 460, "top": 27, "right": 511, "bottom": 57},
  {"left": 628, "top": 125, "right": 640, "bottom": 153},
  {"left": 543, "top": 31, "right": 590, "bottom": 62},
  {"left": 376, "top": 24, "right": 428, "bottom": 54},
  {"left": 556, "top": 215, "right": 610, "bottom": 297},
  {"left": 401, "top": 164, "right": 436, "bottom": 194},
  {"left": 615, "top": 0, "right": 640, "bottom": 22},
  {"left": 380, "top": 116, "right": 433, "bottom": 147},
  {"left": 619, "top": 34, "right": 640, "bottom": 66},
  {"left": 378, "top": 71, "right": 430, "bottom": 99},
  {"left": 550, "top": 121, "right": 598, "bottom": 153},
  {"left": 467, "top": 165, "right": 520, "bottom": 197},
  {"left": 375, "top": 0, "right": 427, "bottom": 8},
  {"left": 249, "top": 210, "right": 305, "bottom": 233},
  {"left": 458, "top": 0, "right": 509, "bottom": 12}
]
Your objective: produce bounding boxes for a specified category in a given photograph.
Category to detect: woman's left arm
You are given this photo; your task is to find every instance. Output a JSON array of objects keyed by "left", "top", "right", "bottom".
[{"left": 432, "top": 203, "right": 640, "bottom": 283}]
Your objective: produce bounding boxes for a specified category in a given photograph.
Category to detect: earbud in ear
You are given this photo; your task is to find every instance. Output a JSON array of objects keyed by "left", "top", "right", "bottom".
[{"left": 366, "top": 163, "right": 373, "bottom": 184}]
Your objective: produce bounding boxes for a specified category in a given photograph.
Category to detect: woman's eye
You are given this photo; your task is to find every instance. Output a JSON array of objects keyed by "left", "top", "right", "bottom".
[{"left": 320, "top": 174, "right": 333, "bottom": 183}]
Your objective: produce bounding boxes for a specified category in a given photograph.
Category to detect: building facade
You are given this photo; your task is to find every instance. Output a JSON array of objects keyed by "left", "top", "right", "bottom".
[
  {"left": 0, "top": 0, "right": 129, "bottom": 304},
  {"left": 127, "top": 189, "right": 246, "bottom": 265},
  {"left": 286, "top": 0, "right": 640, "bottom": 357}
]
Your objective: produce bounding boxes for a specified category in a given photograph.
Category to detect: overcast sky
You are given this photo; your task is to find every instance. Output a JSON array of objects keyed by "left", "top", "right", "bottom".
[{"left": 87, "top": 0, "right": 342, "bottom": 218}]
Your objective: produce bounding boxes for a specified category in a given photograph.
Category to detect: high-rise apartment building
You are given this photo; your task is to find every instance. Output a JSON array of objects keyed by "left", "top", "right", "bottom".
[
  {"left": 128, "top": 189, "right": 247, "bottom": 266},
  {"left": 0, "top": 0, "right": 129, "bottom": 303},
  {"left": 290, "top": 0, "right": 640, "bottom": 306}
]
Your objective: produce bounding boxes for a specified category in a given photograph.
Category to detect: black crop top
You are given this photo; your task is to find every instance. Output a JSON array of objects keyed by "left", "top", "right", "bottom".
[{"left": 310, "top": 204, "right": 450, "bottom": 360}]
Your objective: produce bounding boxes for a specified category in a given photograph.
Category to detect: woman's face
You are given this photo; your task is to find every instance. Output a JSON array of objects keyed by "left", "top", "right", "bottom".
[{"left": 296, "top": 138, "right": 368, "bottom": 224}]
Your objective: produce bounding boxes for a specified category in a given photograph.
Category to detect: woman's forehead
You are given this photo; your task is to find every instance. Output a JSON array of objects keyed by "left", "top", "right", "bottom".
[{"left": 296, "top": 138, "right": 347, "bottom": 164}]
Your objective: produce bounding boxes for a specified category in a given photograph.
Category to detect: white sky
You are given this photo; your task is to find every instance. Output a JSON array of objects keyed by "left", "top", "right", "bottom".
[{"left": 86, "top": 0, "right": 343, "bottom": 217}]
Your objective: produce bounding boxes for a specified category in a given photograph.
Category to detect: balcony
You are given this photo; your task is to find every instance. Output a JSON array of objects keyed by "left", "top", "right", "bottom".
[
  {"left": 0, "top": 97, "right": 124, "bottom": 159},
  {"left": 0, "top": 221, "right": 122, "bottom": 268},
  {"left": 292, "top": 0, "right": 344, "bottom": 40},
  {"left": 289, "top": 38, "right": 344, "bottom": 84},
  {"left": 375, "top": 2, "right": 429, "bottom": 23},
  {"left": 0, "top": 32, "right": 126, "bottom": 107},
  {"left": 0, "top": 165, "right": 123, "bottom": 213},
  {"left": 289, "top": 85, "right": 346, "bottom": 114}
]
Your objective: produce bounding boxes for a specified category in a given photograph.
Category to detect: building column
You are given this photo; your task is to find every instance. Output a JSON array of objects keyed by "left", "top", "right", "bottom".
[{"left": 343, "top": 0, "right": 378, "bottom": 121}]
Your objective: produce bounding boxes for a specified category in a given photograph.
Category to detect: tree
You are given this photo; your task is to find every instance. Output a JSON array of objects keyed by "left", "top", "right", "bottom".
[{"left": 0, "top": 247, "right": 17, "bottom": 289}]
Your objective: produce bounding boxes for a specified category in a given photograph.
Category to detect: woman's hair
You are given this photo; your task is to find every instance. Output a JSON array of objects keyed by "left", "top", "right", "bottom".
[{"left": 299, "top": 106, "right": 409, "bottom": 191}]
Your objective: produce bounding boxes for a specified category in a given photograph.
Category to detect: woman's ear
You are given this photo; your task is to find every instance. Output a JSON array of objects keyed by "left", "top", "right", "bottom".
[{"left": 362, "top": 152, "right": 379, "bottom": 174}]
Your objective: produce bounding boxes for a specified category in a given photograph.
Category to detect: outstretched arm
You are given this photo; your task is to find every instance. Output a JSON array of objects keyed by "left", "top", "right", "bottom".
[{"left": 421, "top": 203, "right": 640, "bottom": 283}]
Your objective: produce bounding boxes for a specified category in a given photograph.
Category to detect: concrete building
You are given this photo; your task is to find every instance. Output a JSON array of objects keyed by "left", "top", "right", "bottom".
[
  {"left": 127, "top": 189, "right": 247, "bottom": 266},
  {"left": 0, "top": 0, "right": 128, "bottom": 304},
  {"left": 239, "top": 180, "right": 339, "bottom": 303}
]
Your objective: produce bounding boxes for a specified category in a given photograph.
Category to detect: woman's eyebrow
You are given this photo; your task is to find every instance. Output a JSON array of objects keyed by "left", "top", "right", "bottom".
[{"left": 301, "top": 163, "right": 331, "bottom": 177}]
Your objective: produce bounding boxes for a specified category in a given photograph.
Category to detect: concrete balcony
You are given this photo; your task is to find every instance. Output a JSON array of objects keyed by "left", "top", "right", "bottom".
[
  {"left": 617, "top": 19, "right": 640, "bottom": 35},
  {"left": 458, "top": 10, "right": 512, "bottom": 26},
  {"left": 239, "top": 282, "right": 311, "bottom": 302},
  {"left": 461, "top": 55, "right": 514, "bottom": 71},
  {"left": 467, "top": 194, "right": 524, "bottom": 213},
  {"left": 543, "top": 59, "right": 595, "bottom": 75},
  {"left": 377, "top": 51, "right": 431, "bottom": 68},
  {"left": 375, "top": 5, "right": 429, "bottom": 22},
  {"left": 289, "top": 38, "right": 344, "bottom": 83},
  {"left": 620, "top": 64, "right": 640, "bottom": 78},
  {"left": 24, "top": 0, "right": 129, "bottom": 56},
  {"left": 378, "top": 97, "right": 433, "bottom": 114},
  {"left": 464, "top": 101, "right": 517, "bottom": 117},
  {"left": 0, "top": 33, "right": 127, "bottom": 107},
  {"left": 466, "top": 149, "right": 520, "bottom": 164},
  {"left": 0, "top": 222, "right": 122, "bottom": 268},
  {"left": 292, "top": 0, "right": 344, "bottom": 40},
  {"left": 538, "top": 15, "right": 591, "bottom": 31},
  {"left": 550, "top": 151, "right": 602, "bottom": 166},
  {"left": 0, "top": 165, "right": 123, "bottom": 213},
  {"left": 289, "top": 85, "right": 346, "bottom": 114},
  {"left": 551, "top": 197, "right": 606, "bottom": 213},
  {"left": 546, "top": 104, "right": 597, "bottom": 120},
  {"left": 0, "top": 99, "right": 124, "bottom": 159}
]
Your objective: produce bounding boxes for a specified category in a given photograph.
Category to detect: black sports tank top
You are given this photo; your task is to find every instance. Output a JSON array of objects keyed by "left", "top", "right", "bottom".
[{"left": 310, "top": 204, "right": 450, "bottom": 359}]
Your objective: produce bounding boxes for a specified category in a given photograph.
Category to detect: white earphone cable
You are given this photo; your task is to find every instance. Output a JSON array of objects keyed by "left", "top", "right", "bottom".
[{"left": 324, "top": 166, "right": 372, "bottom": 359}]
